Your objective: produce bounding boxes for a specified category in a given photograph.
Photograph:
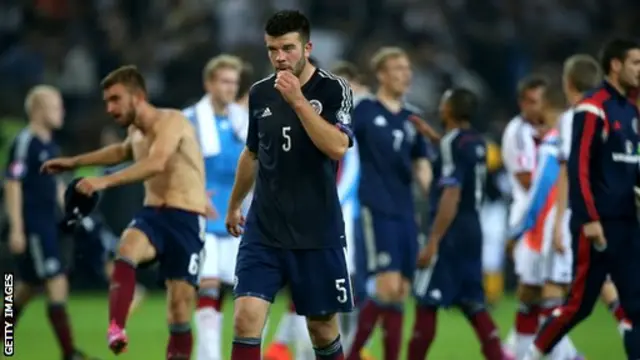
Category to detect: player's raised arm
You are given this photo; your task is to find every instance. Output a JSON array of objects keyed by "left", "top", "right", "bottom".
[
  {"left": 284, "top": 72, "right": 353, "bottom": 160},
  {"left": 74, "top": 138, "right": 131, "bottom": 167},
  {"left": 101, "top": 112, "right": 183, "bottom": 188}
]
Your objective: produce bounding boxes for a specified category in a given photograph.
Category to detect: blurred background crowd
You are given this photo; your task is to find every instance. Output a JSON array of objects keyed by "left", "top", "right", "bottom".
[{"left": 1, "top": 0, "right": 640, "bottom": 289}]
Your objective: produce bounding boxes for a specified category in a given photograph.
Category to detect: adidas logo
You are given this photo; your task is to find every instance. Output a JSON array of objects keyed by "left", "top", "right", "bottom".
[{"left": 260, "top": 107, "right": 272, "bottom": 118}]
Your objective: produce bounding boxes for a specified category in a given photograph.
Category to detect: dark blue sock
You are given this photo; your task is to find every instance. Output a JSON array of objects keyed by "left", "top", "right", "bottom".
[{"left": 314, "top": 335, "right": 343, "bottom": 359}]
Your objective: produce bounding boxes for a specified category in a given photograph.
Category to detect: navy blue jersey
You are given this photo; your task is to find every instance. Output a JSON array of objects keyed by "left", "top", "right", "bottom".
[
  {"left": 4, "top": 128, "right": 60, "bottom": 225},
  {"left": 568, "top": 81, "right": 640, "bottom": 223},
  {"left": 245, "top": 68, "right": 354, "bottom": 249},
  {"left": 354, "top": 98, "right": 428, "bottom": 217},
  {"left": 429, "top": 128, "right": 487, "bottom": 226}
]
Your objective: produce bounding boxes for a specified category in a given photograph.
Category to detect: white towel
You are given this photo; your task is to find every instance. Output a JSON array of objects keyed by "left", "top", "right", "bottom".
[
  {"left": 228, "top": 102, "right": 249, "bottom": 142},
  {"left": 194, "top": 95, "right": 220, "bottom": 156}
]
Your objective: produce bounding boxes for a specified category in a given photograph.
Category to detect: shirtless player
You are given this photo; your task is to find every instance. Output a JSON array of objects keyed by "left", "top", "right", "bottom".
[{"left": 41, "top": 65, "right": 211, "bottom": 359}]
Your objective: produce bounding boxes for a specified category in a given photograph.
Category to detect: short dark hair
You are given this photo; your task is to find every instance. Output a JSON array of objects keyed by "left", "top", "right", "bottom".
[
  {"left": 563, "top": 54, "right": 602, "bottom": 92},
  {"left": 264, "top": 10, "right": 311, "bottom": 42},
  {"left": 101, "top": 65, "right": 147, "bottom": 93},
  {"left": 517, "top": 75, "right": 548, "bottom": 99},
  {"left": 447, "top": 88, "right": 478, "bottom": 121},
  {"left": 237, "top": 62, "right": 254, "bottom": 100},
  {"left": 542, "top": 84, "right": 566, "bottom": 110},
  {"left": 599, "top": 37, "right": 640, "bottom": 74},
  {"left": 331, "top": 61, "right": 362, "bottom": 83}
]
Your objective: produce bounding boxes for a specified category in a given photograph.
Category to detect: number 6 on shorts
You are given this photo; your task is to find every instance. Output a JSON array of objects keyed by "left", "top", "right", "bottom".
[{"left": 188, "top": 253, "right": 200, "bottom": 275}]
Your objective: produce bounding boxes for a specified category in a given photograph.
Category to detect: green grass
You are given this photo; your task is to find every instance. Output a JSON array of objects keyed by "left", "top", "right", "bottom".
[{"left": 9, "top": 293, "right": 623, "bottom": 359}]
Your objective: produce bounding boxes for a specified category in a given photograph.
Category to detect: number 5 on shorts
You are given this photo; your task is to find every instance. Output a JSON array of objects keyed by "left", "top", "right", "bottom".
[{"left": 335, "top": 278, "right": 348, "bottom": 303}]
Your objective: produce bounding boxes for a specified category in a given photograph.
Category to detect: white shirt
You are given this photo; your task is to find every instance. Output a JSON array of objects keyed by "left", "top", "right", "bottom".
[
  {"left": 501, "top": 115, "right": 538, "bottom": 227},
  {"left": 557, "top": 108, "right": 574, "bottom": 161},
  {"left": 557, "top": 107, "right": 575, "bottom": 221}
]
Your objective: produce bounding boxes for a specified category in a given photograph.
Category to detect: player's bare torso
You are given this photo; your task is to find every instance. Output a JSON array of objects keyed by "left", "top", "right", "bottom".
[{"left": 128, "top": 109, "right": 207, "bottom": 214}]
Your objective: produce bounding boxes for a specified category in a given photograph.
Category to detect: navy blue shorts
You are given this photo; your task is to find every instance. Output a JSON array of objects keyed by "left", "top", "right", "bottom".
[
  {"left": 129, "top": 206, "right": 205, "bottom": 287},
  {"left": 360, "top": 207, "right": 418, "bottom": 280},
  {"left": 17, "top": 223, "right": 64, "bottom": 285},
  {"left": 234, "top": 240, "right": 354, "bottom": 316},
  {"left": 414, "top": 228, "right": 484, "bottom": 308}
]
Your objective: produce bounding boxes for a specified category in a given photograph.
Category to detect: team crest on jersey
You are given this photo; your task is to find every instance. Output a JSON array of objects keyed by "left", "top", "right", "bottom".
[
  {"left": 627, "top": 140, "right": 634, "bottom": 154},
  {"left": 309, "top": 99, "right": 323, "bottom": 114},
  {"left": 337, "top": 110, "right": 351, "bottom": 125}
]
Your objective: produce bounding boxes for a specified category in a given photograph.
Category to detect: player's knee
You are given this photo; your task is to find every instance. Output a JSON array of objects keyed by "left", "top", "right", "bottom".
[
  {"left": 306, "top": 314, "right": 339, "bottom": 347},
  {"left": 14, "top": 282, "right": 38, "bottom": 306},
  {"left": 118, "top": 229, "right": 155, "bottom": 263},
  {"left": 167, "top": 280, "right": 196, "bottom": 323},
  {"left": 517, "top": 284, "right": 541, "bottom": 304},
  {"left": 542, "top": 282, "right": 567, "bottom": 299},
  {"left": 233, "top": 297, "right": 269, "bottom": 337},
  {"left": 375, "top": 272, "right": 403, "bottom": 302},
  {"left": 44, "top": 274, "right": 69, "bottom": 303},
  {"left": 459, "top": 301, "right": 486, "bottom": 318},
  {"left": 399, "top": 279, "right": 411, "bottom": 298}
]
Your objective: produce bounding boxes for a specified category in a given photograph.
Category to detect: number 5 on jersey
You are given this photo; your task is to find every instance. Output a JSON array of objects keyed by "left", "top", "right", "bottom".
[{"left": 282, "top": 126, "right": 292, "bottom": 151}]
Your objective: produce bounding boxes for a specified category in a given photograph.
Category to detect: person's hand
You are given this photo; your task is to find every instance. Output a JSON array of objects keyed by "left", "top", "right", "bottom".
[
  {"left": 583, "top": 221, "right": 607, "bottom": 251},
  {"left": 225, "top": 207, "right": 246, "bottom": 237},
  {"left": 409, "top": 115, "right": 440, "bottom": 142},
  {"left": 41, "top": 157, "right": 77, "bottom": 174},
  {"left": 9, "top": 228, "right": 26, "bottom": 254},
  {"left": 75, "top": 177, "right": 109, "bottom": 196},
  {"left": 275, "top": 71, "right": 304, "bottom": 104},
  {"left": 417, "top": 240, "right": 439, "bottom": 268},
  {"left": 552, "top": 222, "right": 566, "bottom": 254}
]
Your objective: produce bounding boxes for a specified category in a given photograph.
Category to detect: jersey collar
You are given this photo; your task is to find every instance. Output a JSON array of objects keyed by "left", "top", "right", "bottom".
[{"left": 602, "top": 80, "right": 636, "bottom": 104}]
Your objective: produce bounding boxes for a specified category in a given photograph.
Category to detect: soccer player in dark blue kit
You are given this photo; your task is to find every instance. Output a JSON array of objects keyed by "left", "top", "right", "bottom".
[
  {"left": 2, "top": 85, "right": 98, "bottom": 360},
  {"left": 524, "top": 39, "right": 640, "bottom": 360},
  {"left": 224, "top": 10, "right": 354, "bottom": 360},
  {"left": 346, "top": 47, "right": 433, "bottom": 360},
  {"left": 410, "top": 88, "right": 507, "bottom": 360}
]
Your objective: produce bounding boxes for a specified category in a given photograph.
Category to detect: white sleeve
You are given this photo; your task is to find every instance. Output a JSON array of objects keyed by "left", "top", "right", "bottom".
[
  {"left": 502, "top": 124, "right": 536, "bottom": 174},
  {"left": 557, "top": 110, "right": 573, "bottom": 161}
]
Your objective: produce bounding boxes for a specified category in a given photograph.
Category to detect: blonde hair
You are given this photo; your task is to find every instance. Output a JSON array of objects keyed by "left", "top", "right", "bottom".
[
  {"left": 370, "top": 47, "right": 408, "bottom": 72},
  {"left": 24, "top": 85, "right": 59, "bottom": 115},
  {"left": 203, "top": 54, "right": 243, "bottom": 81},
  {"left": 563, "top": 54, "right": 602, "bottom": 93}
]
